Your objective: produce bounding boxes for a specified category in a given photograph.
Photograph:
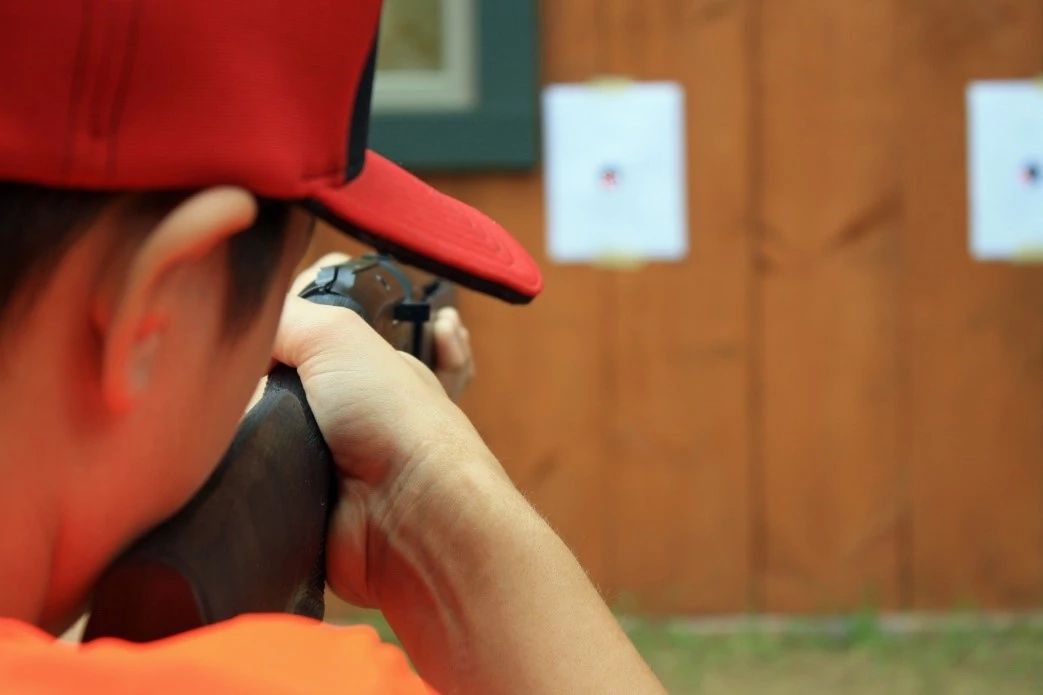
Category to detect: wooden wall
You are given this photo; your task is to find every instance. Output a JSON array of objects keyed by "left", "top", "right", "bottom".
[{"left": 311, "top": 0, "right": 1043, "bottom": 614}]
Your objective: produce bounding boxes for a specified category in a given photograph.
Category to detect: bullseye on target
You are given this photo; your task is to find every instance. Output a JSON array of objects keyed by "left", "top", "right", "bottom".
[{"left": 1022, "top": 161, "right": 1040, "bottom": 186}]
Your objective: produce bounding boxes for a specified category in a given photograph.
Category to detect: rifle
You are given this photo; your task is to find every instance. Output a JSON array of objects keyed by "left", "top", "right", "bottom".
[{"left": 83, "top": 255, "right": 454, "bottom": 642}]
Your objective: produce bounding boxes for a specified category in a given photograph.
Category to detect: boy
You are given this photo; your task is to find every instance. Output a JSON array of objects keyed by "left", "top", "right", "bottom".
[{"left": 0, "top": 1, "right": 664, "bottom": 693}]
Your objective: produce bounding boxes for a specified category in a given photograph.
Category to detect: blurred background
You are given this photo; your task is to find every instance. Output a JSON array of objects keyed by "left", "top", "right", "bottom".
[{"left": 308, "top": 0, "right": 1043, "bottom": 690}]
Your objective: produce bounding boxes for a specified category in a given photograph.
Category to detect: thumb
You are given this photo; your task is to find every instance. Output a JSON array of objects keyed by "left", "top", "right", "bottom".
[{"left": 272, "top": 295, "right": 370, "bottom": 369}]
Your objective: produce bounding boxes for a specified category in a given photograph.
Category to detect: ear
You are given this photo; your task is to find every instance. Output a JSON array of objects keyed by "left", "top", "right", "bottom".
[{"left": 96, "top": 187, "right": 258, "bottom": 413}]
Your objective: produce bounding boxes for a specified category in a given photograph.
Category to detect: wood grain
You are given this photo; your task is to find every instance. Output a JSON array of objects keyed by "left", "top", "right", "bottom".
[
  {"left": 594, "top": 0, "right": 754, "bottom": 613},
  {"left": 900, "top": 0, "right": 1043, "bottom": 609},
  {"left": 755, "top": 0, "right": 905, "bottom": 612}
]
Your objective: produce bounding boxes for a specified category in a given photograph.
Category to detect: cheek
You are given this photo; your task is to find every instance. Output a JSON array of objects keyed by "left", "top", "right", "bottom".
[
  {"left": 196, "top": 299, "right": 286, "bottom": 460},
  {"left": 148, "top": 299, "right": 286, "bottom": 518}
]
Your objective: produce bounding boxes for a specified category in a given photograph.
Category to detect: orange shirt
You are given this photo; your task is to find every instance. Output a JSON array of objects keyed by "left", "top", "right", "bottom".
[{"left": 0, "top": 614, "right": 436, "bottom": 694}]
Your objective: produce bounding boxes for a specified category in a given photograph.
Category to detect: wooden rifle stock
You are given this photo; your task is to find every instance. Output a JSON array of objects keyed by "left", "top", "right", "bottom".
[{"left": 84, "top": 256, "right": 454, "bottom": 642}]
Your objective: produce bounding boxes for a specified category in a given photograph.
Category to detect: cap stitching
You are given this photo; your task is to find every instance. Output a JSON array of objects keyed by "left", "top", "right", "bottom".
[
  {"left": 105, "top": 0, "right": 143, "bottom": 178},
  {"left": 61, "top": 0, "right": 95, "bottom": 182}
]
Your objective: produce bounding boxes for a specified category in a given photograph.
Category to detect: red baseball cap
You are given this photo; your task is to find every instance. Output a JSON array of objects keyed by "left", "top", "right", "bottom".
[{"left": 0, "top": 1, "right": 542, "bottom": 303}]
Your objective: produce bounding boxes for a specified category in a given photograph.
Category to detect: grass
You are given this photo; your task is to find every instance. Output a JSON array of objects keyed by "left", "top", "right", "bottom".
[
  {"left": 334, "top": 609, "right": 1043, "bottom": 694},
  {"left": 624, "top": 612, "right": 1043, "bottom": 694}
]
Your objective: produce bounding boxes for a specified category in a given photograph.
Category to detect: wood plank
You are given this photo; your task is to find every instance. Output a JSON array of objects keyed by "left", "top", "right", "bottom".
[
  {"left": 595, "top": 0, "right": 755, "bottom": 613},
  {"left": 756, "top": 0, "right": 905, "bottom": 612},
  {"left": 900, "top": 0, "right": 1043, "bottom": 609}
]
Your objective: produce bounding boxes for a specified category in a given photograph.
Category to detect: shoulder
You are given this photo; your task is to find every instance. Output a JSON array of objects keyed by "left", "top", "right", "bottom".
[{"left": 0, "top": 614, "right": 435, "bottom": 695}]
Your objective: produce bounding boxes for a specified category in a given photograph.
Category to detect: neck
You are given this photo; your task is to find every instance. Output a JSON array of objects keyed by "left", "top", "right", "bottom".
[{"left": 0, "top": 469, "right": 55, "bottom": 627}]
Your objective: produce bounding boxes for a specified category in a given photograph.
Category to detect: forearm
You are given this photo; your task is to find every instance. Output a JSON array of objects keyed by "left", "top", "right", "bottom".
[{"left": 377, "top": 464, "right": 664, "bottom": 695}]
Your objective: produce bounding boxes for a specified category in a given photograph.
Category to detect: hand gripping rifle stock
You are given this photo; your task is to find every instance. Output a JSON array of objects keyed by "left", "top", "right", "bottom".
[{"left": 83, "top": 255, "right": 454, "bottom": 642}]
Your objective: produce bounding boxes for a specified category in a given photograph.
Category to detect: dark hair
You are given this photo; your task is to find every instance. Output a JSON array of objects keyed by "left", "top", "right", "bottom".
[{"left": 0, "top": 182, "right": 291, "bottom": 338}]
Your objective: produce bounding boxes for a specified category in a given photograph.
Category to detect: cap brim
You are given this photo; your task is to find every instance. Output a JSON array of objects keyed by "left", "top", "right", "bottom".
[{"left": 305, "top": 150, "right": 542, "bottom": 304}]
